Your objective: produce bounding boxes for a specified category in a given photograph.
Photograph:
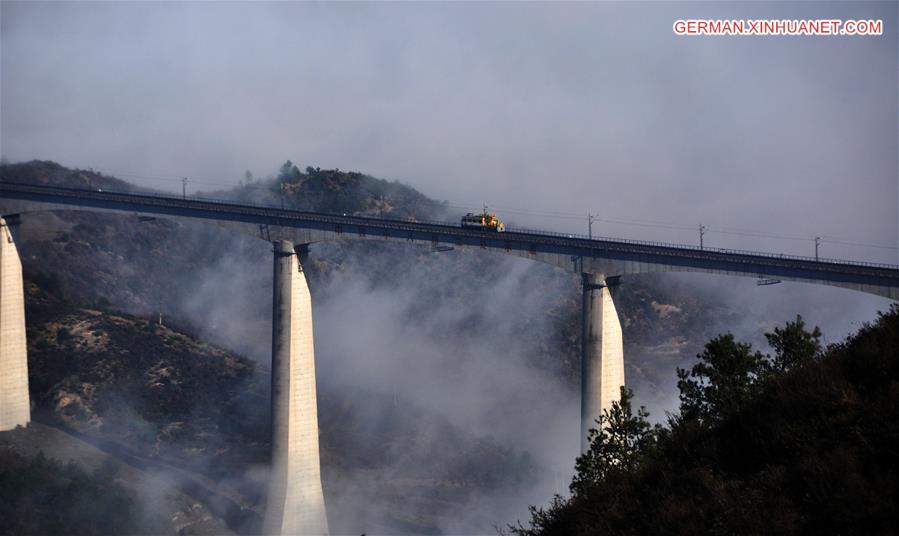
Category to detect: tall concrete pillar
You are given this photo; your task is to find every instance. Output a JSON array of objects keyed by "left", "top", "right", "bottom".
[
  {"left": 0, "top": 217, "right": 30, "bottom": 432},
  {"left": 263, "top": 240, "right": 329, "bottom": 536},
  {"left": 580, "top": 273, "right": 624, "bottom": 453}
]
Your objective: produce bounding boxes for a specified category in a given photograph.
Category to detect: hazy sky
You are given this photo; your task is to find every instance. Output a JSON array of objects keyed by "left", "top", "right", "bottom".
[
  {"left": 2, "top": 1, "right": 896, "bottom": 262},
  {"left": 2, "top": 5, "right": 896, "bottom": 528}
]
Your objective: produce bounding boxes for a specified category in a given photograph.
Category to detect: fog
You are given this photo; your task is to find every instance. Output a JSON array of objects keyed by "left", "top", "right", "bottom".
[
  {"left": 6, "top": 192, "right": 896, "bottom": 533},
  {"left": 161, "top": 226, "right": 893, "bottom": 533},
  {"left": 1, "top": 1, "right": 897, "bottom": 533},
  {"left": 2, "top": 1, "right": 896, "bottom": 261},
  {"left": 169, "top": 234, "right": 583, "bottom": 533}
]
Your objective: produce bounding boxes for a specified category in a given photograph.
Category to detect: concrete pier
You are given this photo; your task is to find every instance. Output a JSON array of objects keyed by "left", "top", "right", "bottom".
[
  {"left": 0, "top": 217, "right": 30, "bottom": 432},
  {"left": 263, "top": 240, "right": 329, "bottom": 536},
  {"left": 580, "top": 273, "right": 624, "bottom": 453}
]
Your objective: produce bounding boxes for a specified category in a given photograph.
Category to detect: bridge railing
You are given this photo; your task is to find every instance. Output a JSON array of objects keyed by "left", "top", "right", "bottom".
[
  {"left": 138, "top": 189, "right": 899, "bottom": 270},
  {"left": 503, "top": 225, "right": 899, "bottom": 270},
  {"left": 2, "top": 180, "right": 898, "bottom": 272}
]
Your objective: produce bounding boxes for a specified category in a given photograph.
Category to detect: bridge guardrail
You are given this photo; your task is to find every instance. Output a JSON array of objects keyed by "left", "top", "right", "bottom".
[{"left": 1, "top": 180, "right": 898, "bottom": 273}]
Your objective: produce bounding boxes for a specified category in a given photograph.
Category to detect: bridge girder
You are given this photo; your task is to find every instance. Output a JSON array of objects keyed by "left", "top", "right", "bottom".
[{"left": 1, "top": 192, "right": 897, "bottom": 301}]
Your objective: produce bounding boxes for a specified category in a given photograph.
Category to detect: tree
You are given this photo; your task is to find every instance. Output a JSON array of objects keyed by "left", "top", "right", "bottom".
[
  {"left": 516, "top": 310, "right": 899, "bottom": 535},
  {"left": 765, "top": 315, "right": 822, "bottom": 373},
  {"left": 511, "top": 388, "right": 656, "bottom": 535},
  {"left": 278, "top": 160, "right": 300, "bottom": 183},
  {"left": 677, "top": 334, "right": 767, "bottom": 423},
  {"left": 570, "top": 387, "right": 656, "bottom": 498}
]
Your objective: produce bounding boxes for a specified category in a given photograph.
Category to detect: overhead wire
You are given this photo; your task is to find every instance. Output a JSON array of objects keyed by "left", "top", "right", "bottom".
[
  {"left": 91, "top": 167, "right": 267, "bottom": 189},
  {"left": 80, "top": 165, "right": 898, "bottom": 253},
  {"left": 460, "top": 202, "right": 898, "bottom": 251}
]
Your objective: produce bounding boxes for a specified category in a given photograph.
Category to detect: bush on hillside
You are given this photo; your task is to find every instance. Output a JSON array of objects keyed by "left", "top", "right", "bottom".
[{"left": 514, "top": 308, "right": 899, "bottom": 535}]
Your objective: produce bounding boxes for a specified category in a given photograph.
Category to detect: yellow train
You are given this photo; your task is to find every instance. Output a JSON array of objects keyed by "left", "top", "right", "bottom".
[{"left": 461, "top": 208, "right": 506, "bottom": 232}]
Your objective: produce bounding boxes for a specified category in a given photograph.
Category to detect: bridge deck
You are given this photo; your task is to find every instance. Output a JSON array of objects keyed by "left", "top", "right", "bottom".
[{"left": 1, "top": 181, "right": 897, "bottom": 298}]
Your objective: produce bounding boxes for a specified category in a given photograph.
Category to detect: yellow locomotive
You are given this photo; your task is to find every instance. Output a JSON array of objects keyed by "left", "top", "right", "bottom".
[{"left": 461, "top": 207, "right": 506, "bottom": 232}]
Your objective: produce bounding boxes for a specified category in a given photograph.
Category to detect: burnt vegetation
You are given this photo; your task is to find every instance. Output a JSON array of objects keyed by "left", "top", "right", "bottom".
[{"left": 0, "top": 451, "right": 166, "bottom": 536}]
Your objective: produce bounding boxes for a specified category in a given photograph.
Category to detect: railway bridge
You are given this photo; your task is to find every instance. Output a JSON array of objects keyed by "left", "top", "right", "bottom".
[{"left": 1, "top": 182, "right": 897, "bottom": 535}]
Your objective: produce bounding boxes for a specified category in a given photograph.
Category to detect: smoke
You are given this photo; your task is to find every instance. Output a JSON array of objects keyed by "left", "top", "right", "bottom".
[
  {"left": 15, "top": 203, "right": 890, "bottom": 533},
  {"left": 2, "top": 0, "right": 896, "bottom": 532},
  {"left": 169, "top": 235, "right": 585, "bottom": 533},
  {"left": 2, "top": 2, "right": 896, "bottom": 267},
  {"left": 4, "top": 170, "right": 893, "bottom": 533},
  {"left": 23, "top": 203, "right": 582, "bottom": 533},
  {"left": 308, "top": 244, "right": 580, "bottom": 532},
  {"left": 174, "top": 230, "right": 892, "bottom": 533},
  {"left": 169, "top": 230, "right": 273, "bottom": 362}
]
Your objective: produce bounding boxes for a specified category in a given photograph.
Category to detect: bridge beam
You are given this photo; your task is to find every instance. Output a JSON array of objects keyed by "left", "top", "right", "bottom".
[
  {"left": 580, "top": 273, "right": 624, "bottom": 453},
  {"left": 0, "top": 217, "right": 30, "bottom": 432},
  {"left": 264, "top": 240, "right": 329, "bottom": 536},
  {"left": 3, "top": 185, "right": 899, "bottom": 300}
]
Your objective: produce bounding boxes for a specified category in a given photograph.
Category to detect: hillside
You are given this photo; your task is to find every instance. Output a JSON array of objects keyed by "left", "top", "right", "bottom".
[
  {"left": 0, "top": 160, "right": 136, "bottom": 192},
  {"left": 0, "top": 446, "right": 163, "bottom": 536},
  {"left": 16, "top": 277, "right": 546, "bottom": 534},
  {"left": 515, "top": 307, "right": 899, "bottom": 535},
  {"left": 0, "top": 424, "right": 225, "bottom": 536},
  {"left": 0, "top": 160, "right": 762, "bottom": 533},
  {"left": 206, "top": 160, "right": 447, "bottom": 220},
  {"left": 25, "top": 282, "right": 263, "bottom": 472},
  {"left": 0, "top": 160, "right": 742, "bottom": 410}
]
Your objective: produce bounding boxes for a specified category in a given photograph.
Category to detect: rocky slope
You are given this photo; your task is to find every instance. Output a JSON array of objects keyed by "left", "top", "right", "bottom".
[
  {"left": 205, "top": 160, "right": 447, "bottom": 220},
  {"left": 19, "top": 277, "right": 548, "bottom": 534},
  {"left": 0, "top": 160, "right": 750, "bottom": 533},
  {"left": 25, "top": 282, "right": 263, "bottom": 472}
]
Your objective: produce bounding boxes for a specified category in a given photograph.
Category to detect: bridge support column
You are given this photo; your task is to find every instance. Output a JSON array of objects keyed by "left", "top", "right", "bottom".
[
  {"left": 0, "top": 217, "right": 30, "bottom": 432},
  {"left": 263, "top": 240, "right": 329, "bottom": 536},
  {"left": 580, "top": 273, "right": 624, "bottom": 453}
]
